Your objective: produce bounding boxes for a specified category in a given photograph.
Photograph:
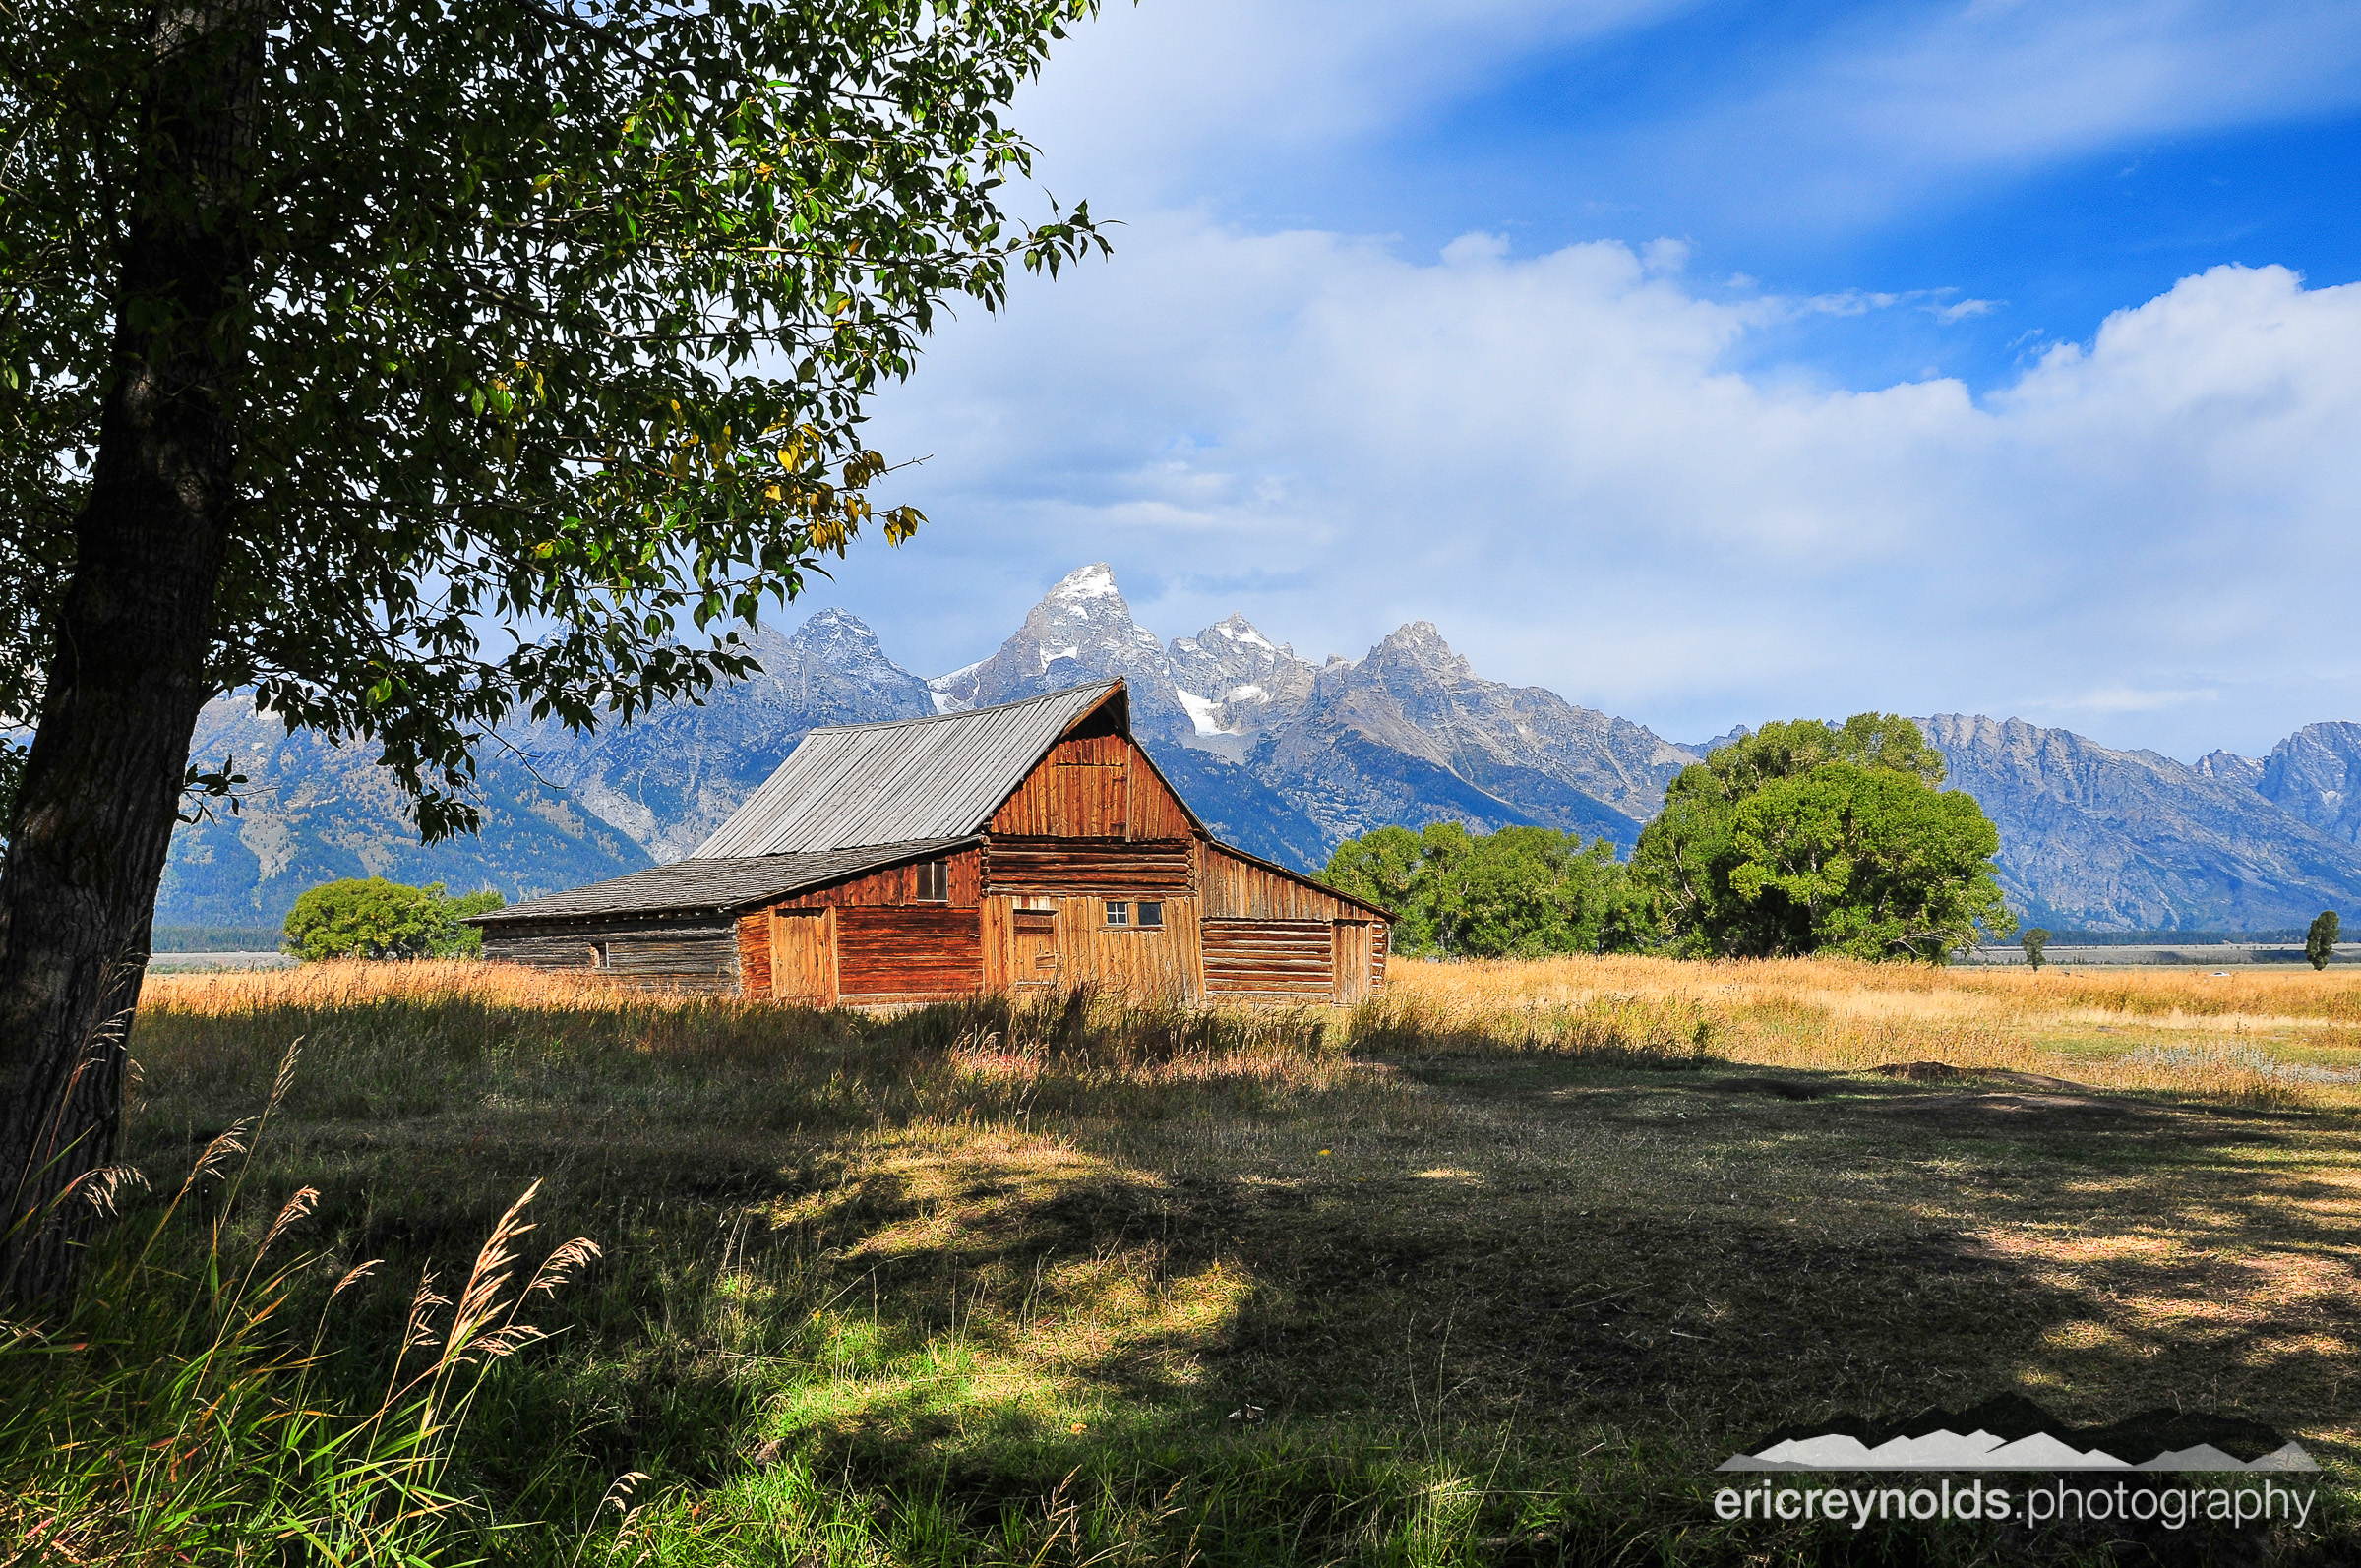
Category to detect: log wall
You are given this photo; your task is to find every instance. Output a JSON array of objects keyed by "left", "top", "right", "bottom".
[
  {"left": 1201, "top": 919, "right": 1336, "bottom": 1003},
  {"left": 836, "top": 905, "right": 983, "bottom": 1001},
  {"left": 483, "top": 916, "right": 741, "bottom": 994},
  {"left": 984, "top": 837, "right": 1193, "bottom": 895},
  {"left": 487, "top": 803, "right": 1385, "bottom": 1009}
]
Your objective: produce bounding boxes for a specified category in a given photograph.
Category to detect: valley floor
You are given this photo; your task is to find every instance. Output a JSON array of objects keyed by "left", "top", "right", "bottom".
[{"left": 7, "top": 957, "right": 2358, "bottom": 1564}]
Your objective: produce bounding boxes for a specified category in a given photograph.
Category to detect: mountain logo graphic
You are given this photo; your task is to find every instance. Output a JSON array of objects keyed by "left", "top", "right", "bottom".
[{"left": 1717, "top": 1395, "right": 2318, "bottom": 1473}]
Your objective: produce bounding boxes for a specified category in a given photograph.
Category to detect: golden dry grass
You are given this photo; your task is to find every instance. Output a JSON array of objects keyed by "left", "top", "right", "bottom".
[
  {"left": 86, "top": 957, "right": 2361, "bottom": 1562},
  {"left": 139, "top": 955, "right": 669, "bottom": 1012},
  {"left": 1382, "top": 953, "right": 2361, "bottom": 1107}
]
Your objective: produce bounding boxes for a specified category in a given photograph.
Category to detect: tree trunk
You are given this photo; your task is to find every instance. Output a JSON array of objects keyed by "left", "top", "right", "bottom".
[{"left": 0, "top": 2, "right": 261, "bottom": 1309}]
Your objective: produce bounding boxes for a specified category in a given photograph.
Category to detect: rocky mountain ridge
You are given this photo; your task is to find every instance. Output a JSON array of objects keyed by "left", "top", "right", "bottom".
[
  {"left": 162, "top": 697, "right": 651, "bottom": 927},
  {"left": 502, "top": 609, "right": 936, "bottom": 863},
  {"left": 156, "top": 560, "right": 2361, "bottom": 934},
  {"left": 1917, "top": 715, "right": 2361, "bottom": 930}
]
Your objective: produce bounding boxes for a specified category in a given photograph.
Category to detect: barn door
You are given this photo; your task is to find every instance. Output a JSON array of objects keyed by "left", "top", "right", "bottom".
[
  {"left": 1012, "top": 903, "right": 1059, "bottom": 990},
  {"left": 769, "top": 908, "right": 837, "bottom": 1004},
  {"left": 1333, "top": 922, "right": 1373, "bottom": 1005}
]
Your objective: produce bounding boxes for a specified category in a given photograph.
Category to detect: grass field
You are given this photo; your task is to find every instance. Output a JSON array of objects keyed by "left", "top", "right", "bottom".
[{"left": 6, "top": 955, "right": 2358, "bottom": 1564}]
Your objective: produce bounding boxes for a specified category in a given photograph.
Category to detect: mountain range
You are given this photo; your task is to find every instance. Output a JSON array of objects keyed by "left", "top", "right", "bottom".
[{"left": 157, "top": 562, "right": 2361, "bottom": 935}]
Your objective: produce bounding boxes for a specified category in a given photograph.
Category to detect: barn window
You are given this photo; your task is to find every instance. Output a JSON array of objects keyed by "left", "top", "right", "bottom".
[
  {"left": 1105, "top": 900, "right": 1129, "bottom": 926},
  {"left": 1136, "top": 901, "right": 1165, "bottom": 928},
  {"left": 916, "top": 859, "right": 948, "bottom": 901},
  {"left": 590, "top": 941, "right": 610, "bottom": 970}
]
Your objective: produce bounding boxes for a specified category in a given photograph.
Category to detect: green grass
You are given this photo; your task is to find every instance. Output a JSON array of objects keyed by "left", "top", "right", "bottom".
[{"left": 4, "top": 969, "right": 2356, "bottom": 1564}]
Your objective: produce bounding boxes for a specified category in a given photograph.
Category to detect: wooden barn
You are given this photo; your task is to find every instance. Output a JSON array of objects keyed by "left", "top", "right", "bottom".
[{"left": 470, "top": 679, "right": 1390, "bottom": 1007}]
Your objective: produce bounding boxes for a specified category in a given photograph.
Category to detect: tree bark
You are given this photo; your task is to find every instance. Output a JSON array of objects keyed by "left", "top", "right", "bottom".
[{"left": 0, "top": 2, "right": 261, "bottom": 1309}]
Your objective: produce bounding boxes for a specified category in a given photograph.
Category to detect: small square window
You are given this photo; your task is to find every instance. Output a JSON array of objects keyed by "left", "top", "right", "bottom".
[
  {"left": 916, "top": 859, "right": 948, "bottom": 902},
  {"left": 1136, "top": 901, "right": 1165, "bottom": 928},
  {"left": 590, "top": 941, "right": 610, "bottom": 970},
  {"left": 1105, "top": 900, "right": 1130, "bottom": 926}
]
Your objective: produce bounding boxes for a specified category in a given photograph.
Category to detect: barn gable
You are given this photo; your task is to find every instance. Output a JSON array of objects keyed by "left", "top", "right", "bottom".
[{"left": 691, "top": 681, "right": 1199, "bottom": 857}]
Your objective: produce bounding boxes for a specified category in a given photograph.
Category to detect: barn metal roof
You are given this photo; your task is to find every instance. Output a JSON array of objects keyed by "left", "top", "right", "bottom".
[
  {"left": 691, "top": 679, "right": 1137, "bottom": 858},
  {"left": 469, "top": 838, "right": 977, "bottom": 924}
]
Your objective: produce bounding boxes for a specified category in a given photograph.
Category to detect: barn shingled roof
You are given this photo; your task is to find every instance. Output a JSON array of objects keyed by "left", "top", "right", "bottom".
[
  {"left": 471, "top": 837, "right": 977, "bottom": 924},
  {"left": 691, "top": 679, "right": 1184, "bottom": 858}
]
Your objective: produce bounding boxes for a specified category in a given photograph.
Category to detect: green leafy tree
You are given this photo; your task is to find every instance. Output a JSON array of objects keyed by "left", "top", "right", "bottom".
[
  {"left": 1457, "top": 828, "right": 1642, "bottom": 958},
  {"left": 2021, "top": 927, "right": 2051, "bottom": 970},
  {"left": 1324, "top": 822, "right": 1642, "bottom": 958},
  {"left": 2306, "top": 911, "right": 2340, "bottom": 971},
  {"left": 1323, "top": 825, "right": 1424, "bottom": 935},
  {"left": 281, "top": 880, "right": 505, "bottom": 962},
  {"left": 1630, "top": 715, "right": 2012, "bottom": 961},
  {"left": 0, "top": 0, "right": 1107, "bottom": 1304}
]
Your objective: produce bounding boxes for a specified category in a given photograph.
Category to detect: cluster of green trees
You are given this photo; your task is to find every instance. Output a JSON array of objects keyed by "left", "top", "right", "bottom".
[
  {"left": 1324, "top": 823, "right": 1643, "bottom": 959},
  {"left": 1324, "top": 714, "right": 2015, "bottom": 963},
  {"left": 280, "top": 879, "right": 505, "bottom": 962}
]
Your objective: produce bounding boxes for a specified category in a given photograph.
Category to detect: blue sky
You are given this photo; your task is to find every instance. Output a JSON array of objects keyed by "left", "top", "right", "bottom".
[{"left": 808, "top": 0, "right": 2361, "bottom": 761}]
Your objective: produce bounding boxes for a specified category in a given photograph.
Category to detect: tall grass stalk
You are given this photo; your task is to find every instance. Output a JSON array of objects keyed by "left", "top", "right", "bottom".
[{"left": 0, "top": 1043, "right": 594, "bottom": 1564}]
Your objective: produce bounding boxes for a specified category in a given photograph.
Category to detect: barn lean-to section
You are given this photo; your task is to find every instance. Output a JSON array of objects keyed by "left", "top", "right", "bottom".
[{"left": 471, "top": 679, "right": 1388, "bottom": 1007}]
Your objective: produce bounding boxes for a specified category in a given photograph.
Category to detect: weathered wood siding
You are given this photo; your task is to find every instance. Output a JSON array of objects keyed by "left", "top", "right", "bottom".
[
  {"left": 775, "top": 846, "right": 982, "bottom": 910},
  {"left": 1054, "top": 894, "right": 1199, "bottom": 1001},
  {"left": 737, "top": 912, "right": 770, "bottom": 995},
  {"left": 1124, "top": 752, "right": 1196, "bottom": 840},
  {"left": 1201, "top": 919, "right": 1336, "bottom": 1003},
  {"left": 483, "top": 917, "right": 740, "bottom": 993},
  {"left": 836, "top": 905, "right": 984, "bottom": 1000},
  {"left": 1001, "top": 898, "right": 1061, "bottom": 992},
  {"left": 988, "top": 734, "right": 1193, "bottom": 841},
  {"left": 984, "top": 837, "right": 1193, "bottom": 895},
  {"left": 482, "top": 784, "right": 1387, "bottom": 1009},
  {"left": 1333, "top": 921, "right": 1375, "bottom": 1005},
  {"left": 742, "top": 907, "right": 837, "bottom": 1004},
  {"left": 979, "top": 896, "right": 1015, "bottom": 993},
  {"left": 1199, "top": 845, "right": 1353, "bottom": 921}
]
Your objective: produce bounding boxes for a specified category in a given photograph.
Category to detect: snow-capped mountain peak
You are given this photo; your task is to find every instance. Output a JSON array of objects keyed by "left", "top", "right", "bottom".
[
  {"left": 925, "top": 563, "right": 1180, "bottom": 727},
  {"left": 1052, "top": 561, "right": 1121, "bottom": 604},
  {"left": 1167, "top": 612, "right": 1315, "bottom": 745}
]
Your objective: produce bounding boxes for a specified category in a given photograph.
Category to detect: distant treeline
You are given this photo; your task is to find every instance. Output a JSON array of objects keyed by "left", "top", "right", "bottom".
[
  {"left": 2015, "top": 930, "right": 2321, "bottom": 946},
  {"left": 153, "top": 925, "right": 283, "bottom": 952}
]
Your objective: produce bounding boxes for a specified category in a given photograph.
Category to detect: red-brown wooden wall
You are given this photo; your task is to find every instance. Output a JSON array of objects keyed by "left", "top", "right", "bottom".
[{"left": 988, "top": 734, "right": 1194, "bottom": 840}]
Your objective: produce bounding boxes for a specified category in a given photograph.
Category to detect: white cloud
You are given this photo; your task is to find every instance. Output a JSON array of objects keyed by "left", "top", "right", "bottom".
[
  {"left": 1005, "top": 1, "right": 2361, "bottom": 243},
  {"left": 834, "top": 218, "right": 2361, "bottom": 759}
]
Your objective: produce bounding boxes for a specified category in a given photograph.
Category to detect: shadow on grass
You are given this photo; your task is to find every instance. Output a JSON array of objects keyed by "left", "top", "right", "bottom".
[{"left": 82, "top": 983, "right": 2361, "bottom": 1564}]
